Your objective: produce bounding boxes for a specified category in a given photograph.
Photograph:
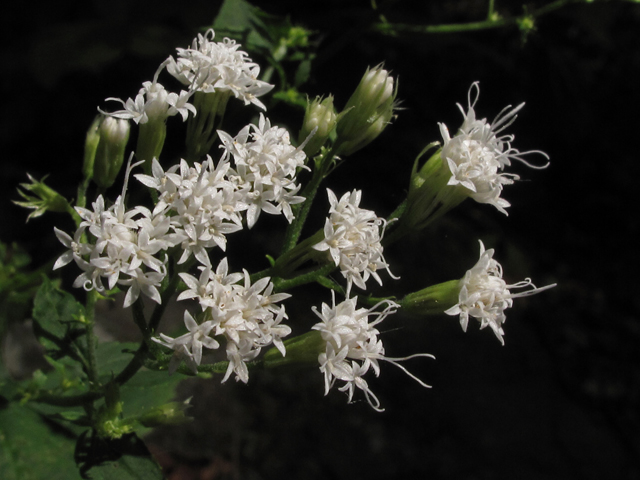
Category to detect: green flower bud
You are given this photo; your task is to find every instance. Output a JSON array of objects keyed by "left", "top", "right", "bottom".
[
  {"left": 14, "top": 174, "right": 71, "bottom": 221},
  {"left": 263, "top": 330, "right": 325, "bottom": 369},
  {"left": 299, "top": 95, "right": 337, "bottom": 157},
  {"left": 93, "top": 116, "right": 130, "bottom": 189},
  {"left": 335, "top": 65, "right": 397, "bottom": 156},
  {"left": 82, "top": 116, "right": 101, "bottom": 181},
  {"left": 399, "top": 279, "right": 462, "bottom": 316}
]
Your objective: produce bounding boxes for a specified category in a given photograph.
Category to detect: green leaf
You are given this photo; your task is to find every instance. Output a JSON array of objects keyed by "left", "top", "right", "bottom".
[
  {"left": 32, "top": 277, "right": 85, "bottom": 351},
  {"left": 120, "top": 369, "right": 184, "bottom": 417},
  {"left": 212, "top": 0, "right": 275, "bottom": 51},
  {"left": 0, "top": 402, "right": 82, "bottom": 480},
  {"left": 95, "top": 342, "right": 138, "bottom": 381},
  {"left": 75, "top": 431, "right": 163, "bottom": 480}
]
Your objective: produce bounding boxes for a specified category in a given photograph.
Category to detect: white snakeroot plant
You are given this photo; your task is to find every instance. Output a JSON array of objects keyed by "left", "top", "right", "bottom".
[
  {"left": 445, "top": 240, "right": 556, "bottom": 345},
  {"left": 313, "top": 189, "right": 397, "bottom": 295},
  {"left": 166, "top": 28, "right": 274, "bottom": 109},
  {"left": 312, "top": 293, "right": 434, "bottom": 411},
  {"left": 155, "top": 257, "right": 292, "bottom": 382},
  {"left": 439, "top": 82, "right": 549, "bottom": 214}
]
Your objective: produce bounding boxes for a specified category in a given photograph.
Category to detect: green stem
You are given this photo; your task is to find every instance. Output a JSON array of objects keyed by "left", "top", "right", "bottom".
[
  {"left": 272, "top": 263, "right": 337, "bottom": 293},
  {"left": 372, "top": 0, "right": 584, "bottom": 35},
  {"left": 115, "top": 257, "right": 193, "bottom": 386},
  {"left": 488, "top": 0, "right": 496, "bottom": 19},
  {"left": 84, "top": 290, "right": 99, "bottom": 387},
  {"left": 281, "top": 150, "right": 334, "bottom": 255}
]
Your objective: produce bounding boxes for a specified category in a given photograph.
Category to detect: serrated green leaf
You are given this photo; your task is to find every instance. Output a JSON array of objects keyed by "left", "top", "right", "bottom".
[
  {"left": 0, "top": 402, "right": 82, "bottom": 480},
  {"left": 75, "top": 431, "right": 163, "bottom": 480},
  {"left": 32, "top": 277, "right": 85, "bottom": 350}
]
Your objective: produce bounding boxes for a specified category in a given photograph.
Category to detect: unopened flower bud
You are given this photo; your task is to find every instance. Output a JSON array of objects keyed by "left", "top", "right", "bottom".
[
  {"left": 299, "top": 95, "right": 337, "bottom": 157},
  {"left": 93, "top": 116, "right": 130, "bottom": 189},
  {"left": 335, "top": 65, "right": 397, "bottom": 156},
  {"left": 83, "top": 116, "right": 101, "bottom": 181}
]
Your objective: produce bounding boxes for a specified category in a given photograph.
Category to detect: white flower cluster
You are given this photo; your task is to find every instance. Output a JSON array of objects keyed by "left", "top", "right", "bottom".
[
  {"left": 313, "top": 189, "right": 396, "bottom": 294},
  {"left": 166, "top": 28, "right": 273, "bottom": 110},
  {"left": 54, "top": 162, "right": 183, "bottom": 307},
  {"left": 100, "top": 63, "right": 196, "bottom": 125},
  {"left": 133, "top": 114, "right": 308, "bottom": 265},
  {"left": 312, "top": 293, "right": 433, "bottom": 411},
  {"left": 439, "top": 82, "right": 549, "bottom": 214},
  {"left": 219, "top": 114, "right": 308, "bottom": 228},
  {"left": 445, "top": 240, "right": 556, "bottom": 344},
  {"left": 154, "top": 258, "right": 291, "bottom": 382},
  {"left": 135, "top": 156, "right": 245, "bottom": 268}
]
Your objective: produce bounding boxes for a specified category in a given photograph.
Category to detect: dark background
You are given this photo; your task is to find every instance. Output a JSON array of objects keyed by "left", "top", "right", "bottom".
[{"left": 1, "top": 1, "right": 639, "bottom": 479}]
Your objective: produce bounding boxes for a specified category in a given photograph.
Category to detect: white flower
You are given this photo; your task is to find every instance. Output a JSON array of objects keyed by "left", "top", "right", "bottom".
[
  {"left": 159, "top": 258, "right": 291, "bottom": 381},
  {"left": 218, "top": 114, "right": 308, "bottom": 228},
  {"left": 136, "top": 157, "right": 246, "bottom": 268},
  {"left": 153, "top": 311, "right": 219, "bottom": 374},
  {"left": 100, "top": 63, "right": 195, "bottom": 124},
  {"left": 53, "top": 159, "right": 182, "bottom": 307},
  {"left": 312, "top": 293, "right": 433, "bottom": 411},
  {"left": 439, "top": 82, "right": 549, "bottom": 214},
  {"left": 313, "top": 189, "right": 397, "bottom": 295},
  {"left": 445, "top": 240, "right": 556, "bottom": 344},
  {"left": 166, "top": 29, "right": 273, "bottom": 109}
]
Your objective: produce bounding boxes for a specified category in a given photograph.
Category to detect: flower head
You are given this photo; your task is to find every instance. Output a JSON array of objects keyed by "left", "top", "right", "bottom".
[
  {"left": 218, "top": 114, "right": 308, "bottom": 228},
  {"left": 313, "top": 189, "right": 397, "bottom": 295},
  {"left": 155, "top": 257, "right": 291, "bottom": 382},
  {"left": 445, "top": 240, "right": 556, "bottom": 344},
  {"left": 166, "top": 29, "right": 273, "bottom": 110},
  {"left": 439, "top": 82, "right": 549, "bottom": 214},
  {"left": 312, "top": 293, "right": 433, "bottom": 411},
  {"left": 99, "top": 63, "right": 195, "bottom": 125}
]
